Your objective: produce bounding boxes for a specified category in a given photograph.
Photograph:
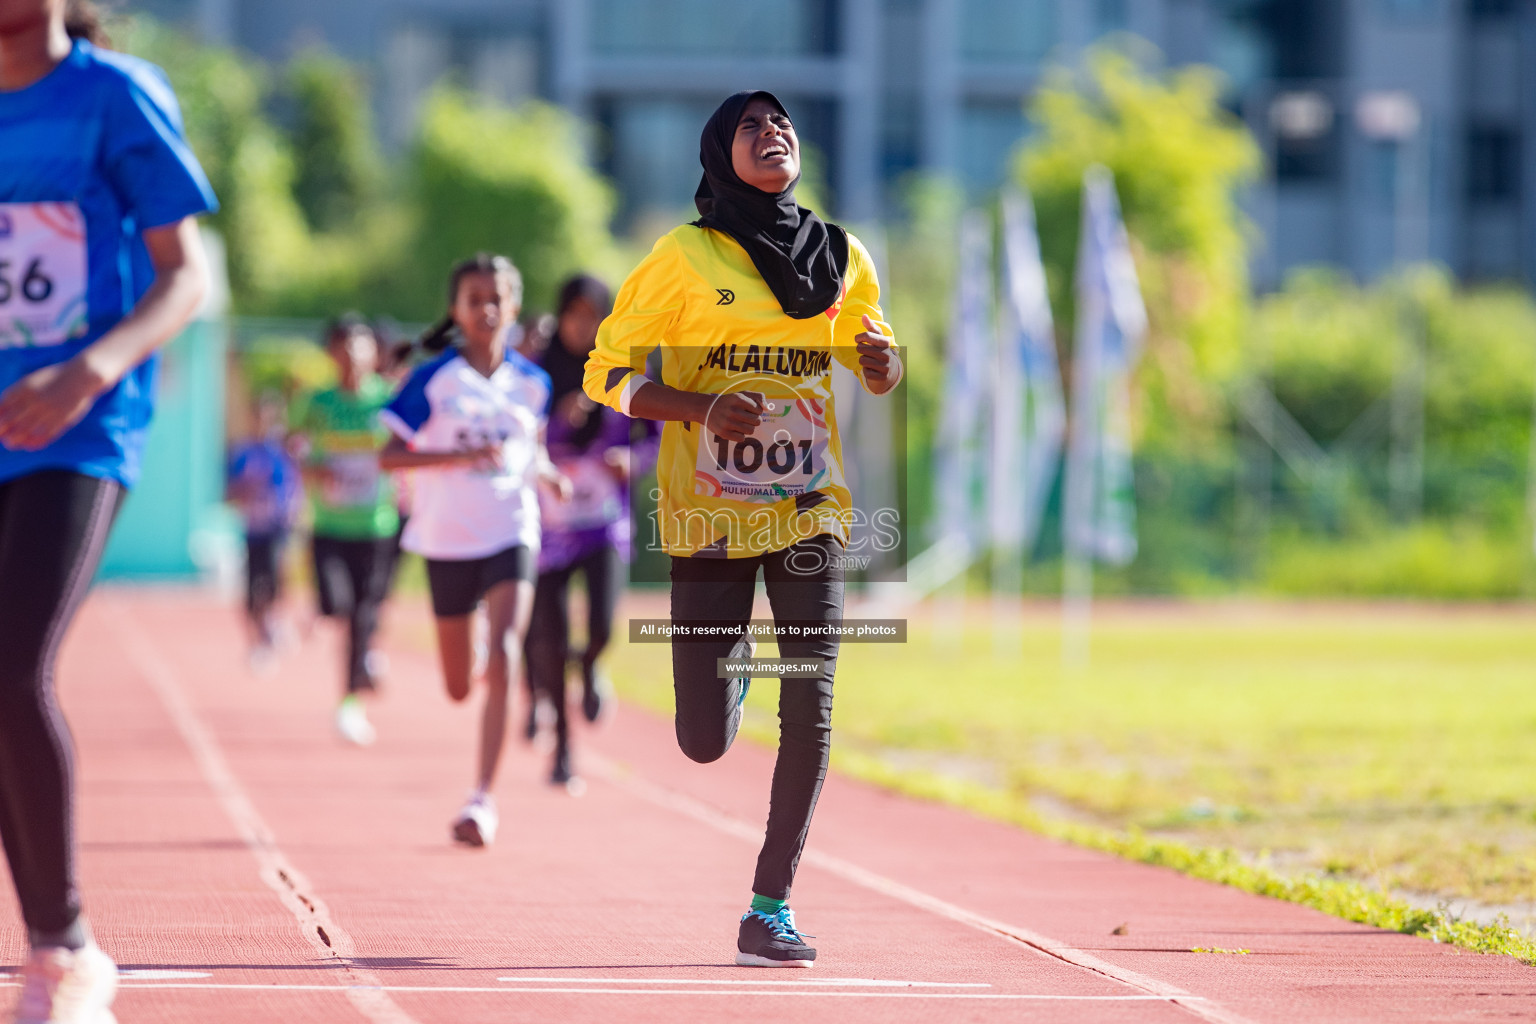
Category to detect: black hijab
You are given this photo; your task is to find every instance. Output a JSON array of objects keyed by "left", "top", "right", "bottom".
[{"left": 694, "top": 90, "right": 848, "bottom": 320}]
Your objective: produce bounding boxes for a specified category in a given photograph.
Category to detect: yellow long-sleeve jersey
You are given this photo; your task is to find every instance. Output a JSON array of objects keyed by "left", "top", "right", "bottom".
[{"left": 583, "top": 224, "right": 896, "bottom": 559}]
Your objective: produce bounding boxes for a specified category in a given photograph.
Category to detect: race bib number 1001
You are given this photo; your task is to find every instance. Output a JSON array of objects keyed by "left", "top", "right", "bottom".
[
  {"left": 694, "top": 396, "right": 836, "bottom": 505},
  {"left": 0, "top": 203, "right": 88, "bottom": 349}
]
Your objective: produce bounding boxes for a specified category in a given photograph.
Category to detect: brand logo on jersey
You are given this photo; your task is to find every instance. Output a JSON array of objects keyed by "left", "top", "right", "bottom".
[
  {"left": 698, "top": 344, "right": 831, "bottom": 377},
  {"left": 716, "top": 289, "right": 735, "bottom": 305}
]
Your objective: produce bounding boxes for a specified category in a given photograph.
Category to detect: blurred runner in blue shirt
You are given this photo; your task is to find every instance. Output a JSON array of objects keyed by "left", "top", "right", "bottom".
[
  {"left": 227, "top": 394, "right": 300, "bottom": 664},
  {"left": 0, "top": 2, "right": 216, "bottom": 1018}
]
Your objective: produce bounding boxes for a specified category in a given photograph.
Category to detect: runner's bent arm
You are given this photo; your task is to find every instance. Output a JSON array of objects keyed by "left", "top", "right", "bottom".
[
  {"left": 0, "top": 217, "right": 209, "bottom": 450},
  {"left": 582, "top": 235, "right": 765, "bottom": 443},
  {"left": 831, "top": 236, "right": 901, "bottom": 397},
  {"left": 378, "top": 435, "right": 499, "bottom": 472},
  {"left": 532, "top": 426, "right": 573, "bottom": 502}
]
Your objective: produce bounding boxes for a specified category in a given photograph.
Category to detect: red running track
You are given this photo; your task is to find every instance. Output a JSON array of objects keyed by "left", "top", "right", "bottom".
[{"left": 0, "top": 588, "right": 1531, "bottom": 1023}]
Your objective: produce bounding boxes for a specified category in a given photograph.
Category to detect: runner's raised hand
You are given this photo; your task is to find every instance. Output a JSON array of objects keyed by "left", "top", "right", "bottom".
[{"left": 854, "top": 314, "right": 899, "bottom": 393}]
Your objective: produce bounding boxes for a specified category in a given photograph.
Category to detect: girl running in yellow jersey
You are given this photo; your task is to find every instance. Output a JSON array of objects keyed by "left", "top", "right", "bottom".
[{"left": 583, "top": 90, "right": 902, "bottom": 967}]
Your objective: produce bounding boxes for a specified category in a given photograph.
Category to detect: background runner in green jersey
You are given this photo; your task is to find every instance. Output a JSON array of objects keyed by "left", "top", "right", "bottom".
[{"left": 289, "top": 316, "right": 400, "bottom": 746}]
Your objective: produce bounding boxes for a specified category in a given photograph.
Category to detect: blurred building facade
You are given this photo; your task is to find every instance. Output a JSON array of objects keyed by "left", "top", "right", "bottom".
[{"left": 138, "top": 0, "right": 1535, "bottom": 289}]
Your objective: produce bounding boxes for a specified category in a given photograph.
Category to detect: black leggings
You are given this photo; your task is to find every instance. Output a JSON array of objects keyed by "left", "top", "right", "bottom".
[
  {"left": 311, "top": 534, "right": 395, "bottom": 694},
  {"left": 244, "top": 532, "right": 285, "bottom": 617},
  {"left": 525, "top": 544, "right": 622, "bottom": 753},
  {"left": 0, "top": 470, "right": 122, "bottom": 946},
  {"left": 670, "top": 535, "right": 843, "bottom": 901}
]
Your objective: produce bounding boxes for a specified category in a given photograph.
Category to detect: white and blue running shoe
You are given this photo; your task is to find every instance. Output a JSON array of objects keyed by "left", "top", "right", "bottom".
[{"left": 735, "top": 906, "right": 816, "bottom": 967}]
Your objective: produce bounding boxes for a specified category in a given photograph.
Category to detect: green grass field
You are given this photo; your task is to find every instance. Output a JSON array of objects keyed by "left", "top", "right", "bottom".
[{"left": 607, "top": 597, "right": 1536, "bottom": 950}]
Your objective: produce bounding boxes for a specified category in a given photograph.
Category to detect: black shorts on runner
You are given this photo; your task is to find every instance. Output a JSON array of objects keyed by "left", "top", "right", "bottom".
[
  {"left": 312, "top": 534, "right": 396, "bottom": 618},
  {"left": 425, "top": 544, "right": 535, "bottom": 618}
]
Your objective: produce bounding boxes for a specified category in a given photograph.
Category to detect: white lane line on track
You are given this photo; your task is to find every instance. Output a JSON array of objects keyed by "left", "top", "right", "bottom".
[
  {"left": 58, "top": 982, "right": 1183, "bottom": 1000},
  {"left": 593, "top": 757, "right": 1259, "bottom": 1024},
  {"left": 110, "top": 605, "right": 420, "bottom": 1024},
  {"left": 497, "top": 977, "right": 990, "bottom": 987}
]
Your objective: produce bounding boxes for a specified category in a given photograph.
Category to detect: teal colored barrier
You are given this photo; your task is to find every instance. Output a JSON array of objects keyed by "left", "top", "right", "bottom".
[{"left": 99, "top": 317, "right": 230, "bottom": 580}]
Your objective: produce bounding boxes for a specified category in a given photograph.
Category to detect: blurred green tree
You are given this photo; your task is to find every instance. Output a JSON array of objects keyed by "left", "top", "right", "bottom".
[
  {"left": 882, "top": 176, "right": 965, "bottom": 537},
  {"left": 1017, "top": 48, "right": 1260, "bottom": 440},
  {"left": 1257, "top": 267, "right": 1536, "bottom": 532},
  {"left": 395, "top": 88, "right": 625, "bottom": 320},
  {"left": 116, "top": 17, "right": 313, "bottom": 310},
  {"left": 283, "top": 50, "right": 383, "bottom": 233}
]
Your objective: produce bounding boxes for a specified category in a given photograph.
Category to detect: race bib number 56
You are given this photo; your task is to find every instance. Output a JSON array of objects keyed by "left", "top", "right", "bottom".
[
  {"left": 0, "top": 203, "right": 88, "bottom": 349},
  {"left": 695, "top": 396, "right": 836, "bottom": 504}
]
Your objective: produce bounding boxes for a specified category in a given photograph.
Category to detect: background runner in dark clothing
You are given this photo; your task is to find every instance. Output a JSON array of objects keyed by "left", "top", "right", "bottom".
[{"left": 526, "top": 275, "right": 658, "bottom": 788}]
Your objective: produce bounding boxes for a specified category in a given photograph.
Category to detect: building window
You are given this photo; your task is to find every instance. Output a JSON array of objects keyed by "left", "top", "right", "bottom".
[
  {"left": 959, "top": 0, "right": 1055, "bottom": 63},
  {"left": 1469, "top": 0, "right": 1519, "bottom": 19},
  {"left": 958, "top": 99, "right": 1029, "bottom": 192},
  {"left": 1094, "top": 0, "right": 1128, "bottom": 36},
  {"left": 590, "top": 0, "right": 836, "bottom": 56},
  {"left": 596, "top": 98, "right": 720, "bottom": 221},
  {"left": 1262, "top": 0, "right": 1343, "bottom": 79},
  {"left": 1378, "top": 0, "right": 1438, "bottom": 19},
  {"left": 1466, "top": 126, "right": 1521, "bottom": 203},
  {"left": 881, "top": 106, "right": 922, "bottom": 183},
  {"left": 1210, "top": 0, "right": 1273, "bottom": 98},
  {"left": 1275, "top": 130, "right": 1338, "bottom": 183},
  {"left": 1368, "top": 140, "right": 1401, "bottom": 205}
]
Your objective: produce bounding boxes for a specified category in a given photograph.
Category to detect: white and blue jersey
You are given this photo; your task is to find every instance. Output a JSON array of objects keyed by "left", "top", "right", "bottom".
[
  {"left": 381, "top": 349, "right": 552, "bottom": 561},
  {"left": 0, "top": 40, "right": 217, "bottom": 488}
]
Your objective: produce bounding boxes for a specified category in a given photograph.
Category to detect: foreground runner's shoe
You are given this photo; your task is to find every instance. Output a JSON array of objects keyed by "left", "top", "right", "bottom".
[
  {"left": 13, "top": 943, "right": 118, "bottom": 1024},
  {"left": 334, "top": 695, "right": 376, "bottom": 746},
  {"left": 736, "top": 906, "right": 816, "bottom": 967},
  {"left": 451, "top": 793, "right": 498, "bottom": 848},
  {"left": 728, "top": 633, "right": 756, "bottom": 707}
]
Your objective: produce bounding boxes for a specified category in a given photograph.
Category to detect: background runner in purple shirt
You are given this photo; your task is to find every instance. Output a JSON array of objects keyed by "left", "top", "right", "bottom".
[{"left": 526, "top": 274, "right": 657, "bottom": 789}]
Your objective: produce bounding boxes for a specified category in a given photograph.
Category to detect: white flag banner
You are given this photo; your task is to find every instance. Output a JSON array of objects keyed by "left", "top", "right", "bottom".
[
  {"left": 1064, "top": 166, "right": 1146, "bottom": 567},
  {"left": 993, "top": 187, "right": 1065, "bottom": 558},
  {"left": 933, "top": 209, "right": 993, "bottom": 557}
]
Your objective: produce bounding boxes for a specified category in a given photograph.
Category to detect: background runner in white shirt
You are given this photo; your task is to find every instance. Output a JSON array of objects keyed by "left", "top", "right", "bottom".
[{"left": 379, "top": 253, "right": 569, "bottom": 848}]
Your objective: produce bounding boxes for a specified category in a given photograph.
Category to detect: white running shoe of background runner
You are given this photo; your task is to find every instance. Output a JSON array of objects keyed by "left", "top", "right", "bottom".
[
  {"left": 451, "top": 792, "right": 498, "bottom": 848},
  {"left": 334, "top": 696, "right": 376, "bottom": 746},
  {"left": 13, "top": 943, "right": 118, "bottom": 1024}
]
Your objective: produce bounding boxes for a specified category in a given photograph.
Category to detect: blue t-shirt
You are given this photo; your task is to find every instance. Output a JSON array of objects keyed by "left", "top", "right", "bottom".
[
  {"left": 0, "top": 40, "right": 217, "bottom": 488},
  {"left": 227, "top": 439, "right": 298, "bottom": 537}
]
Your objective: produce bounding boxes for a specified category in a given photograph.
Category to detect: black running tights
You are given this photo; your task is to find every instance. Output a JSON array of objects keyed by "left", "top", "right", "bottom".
[
  {"left": 311, "top": 534, "right": 394, "bottom": 694},
  {"left": 525, "top": 544, "right": 622, "bottom": 754},
  {"left": 0, "top": 470, "right": 122, "bottom": 946},
  {"left": 670, "top": 535, "right": 842, "bottom": 901}
]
